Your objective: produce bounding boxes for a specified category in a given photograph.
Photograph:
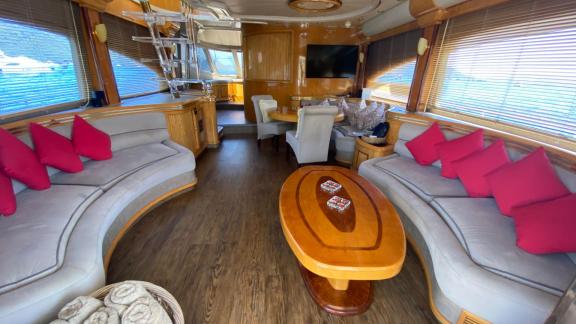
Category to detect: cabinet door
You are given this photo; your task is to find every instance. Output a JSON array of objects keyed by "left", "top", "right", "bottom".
[{"left": 353, "top": 150, "right": 370, "bottom": 170}]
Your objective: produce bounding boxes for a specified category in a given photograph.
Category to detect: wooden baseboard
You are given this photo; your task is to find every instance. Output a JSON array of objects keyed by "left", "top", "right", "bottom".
[
  {"left": 103, "top": 179, "right": 198, "bottom": 270},
  {"left": 405, "top": 235, "right": 452, "bottom": 324}
]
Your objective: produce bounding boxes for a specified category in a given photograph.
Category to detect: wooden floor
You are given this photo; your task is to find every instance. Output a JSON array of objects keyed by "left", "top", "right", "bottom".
[{"left": 107, "top": 134, "right": 436, "bottom": 324}]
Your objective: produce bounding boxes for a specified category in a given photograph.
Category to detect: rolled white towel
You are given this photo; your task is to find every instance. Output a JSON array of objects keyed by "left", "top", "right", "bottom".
[
  {"left": 121, "top": 296, "right": 172, "bottom": 324},
  {"left": 58, "top": 296, "right": 103, "bottom": 324},
  {"left": 82, "top": 307, "right": 120, "bottom": 324},
  {"left": 104, "top": 281, "right": 151, "bottom": 315},
  {"left": 50, "top": 320, "right": 69, "bottom": 324}
]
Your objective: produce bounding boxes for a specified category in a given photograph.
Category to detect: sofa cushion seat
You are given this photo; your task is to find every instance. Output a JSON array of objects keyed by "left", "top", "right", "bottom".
[
  {"left": 51, "top": 143, "right": 179, "bottom": 191},
  {"left": 0, "top": 185, "right": 102, "bottom": 294},
  {"left": 371, "top": 154, "right": 469, "bottom": 202},
  {"left": 431, "top": 197, "right": 576, "bottom": 295}
]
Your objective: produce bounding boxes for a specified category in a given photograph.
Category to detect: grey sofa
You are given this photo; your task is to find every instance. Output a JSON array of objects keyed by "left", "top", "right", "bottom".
[
  {"left": 0, "top": 112, "right": 197, "bottom": 323},
  {"left": 359, "top": 123, "right": 576, "bottom": 324}
]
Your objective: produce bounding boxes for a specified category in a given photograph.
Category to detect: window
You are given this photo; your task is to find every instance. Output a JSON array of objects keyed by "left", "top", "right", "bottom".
[
  {"left": 364, "top": 29, "right": 421, "bottom": 105},
  {"left": 103, "top": 14, "right": 167, "bottom": 99},
  {"left": 424, "top": 0, "right": 576, "bottom": 143},
  {"left": 208, "top": 49, "right": 237, "bottom": 76},
  {"left": 0, "top": 0, "right": 89, "bottom": 117},
  {"left": 196, "top": 47, "right": 211, "bottom": 75},
  {"left": 236, "top": 51, "right": 243, "bottom": 74}
]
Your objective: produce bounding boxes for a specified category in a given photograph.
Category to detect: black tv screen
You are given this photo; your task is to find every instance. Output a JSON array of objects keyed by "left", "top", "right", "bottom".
[{"left": 306, "top": 45, "right": 359, "bottom": 78}]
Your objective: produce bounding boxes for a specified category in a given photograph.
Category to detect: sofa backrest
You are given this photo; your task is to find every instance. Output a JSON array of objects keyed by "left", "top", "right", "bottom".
[
  {"left": 12, "top": 112, "right": 169, "bottom": 194},
  {"left": 394, "top": 122, "right": 576, "bottom": 192}
]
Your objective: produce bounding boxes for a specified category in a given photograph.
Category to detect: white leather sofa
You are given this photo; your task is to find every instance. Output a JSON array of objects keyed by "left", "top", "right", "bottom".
[
  {"left": 359, "top": 122, "right": 576, "bottom": 323},
  {"left": 0, "top": 112, "right": 196, "bottom": 323}
]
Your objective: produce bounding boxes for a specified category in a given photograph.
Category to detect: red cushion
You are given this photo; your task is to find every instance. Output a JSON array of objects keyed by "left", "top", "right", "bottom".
[
  {"left": 72, "top": 115, "right": 112, "bottom": 161},
  {"left": 486, "top": 147, "right": 570, "bottom": 216},
  {"left": 0, "top": 171, "right": 16, "bottom": 216},
  {"left": 453, "top": 139, "right": 510, "bottom": 197},
  {"left": 435, "top": 129, "right": 484, "bottom": 178},
  {"left": 405, "top": 123, "right": 446, "bottom": 165},
  {"left": 0, "top": 128, "right": 50, "bottom": 190},
  {"left": 30, "top": 123, "right": 83, "bottom": 173},
  {"left": 511, "top": 194, "right": 576, "bottom": 254}
]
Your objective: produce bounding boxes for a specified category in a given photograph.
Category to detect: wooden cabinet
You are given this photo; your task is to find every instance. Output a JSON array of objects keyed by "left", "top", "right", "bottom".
[
  {"left": 146, "top": 93, "right": 220, "bottom": 156},
  {"left": 211, "top": 82, "right": 244, "bottom": 103},
  {"left": 352, "top": 138, "right": 394, "bottom": 170}
]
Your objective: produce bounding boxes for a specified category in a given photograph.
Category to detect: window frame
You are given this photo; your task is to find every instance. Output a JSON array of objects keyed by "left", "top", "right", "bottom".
[
  {"left": 206, "top": 48, "right": 243, "bottom": 79},
  {"left": 0, "top": 2, "right": 90, "bottom": 122}
]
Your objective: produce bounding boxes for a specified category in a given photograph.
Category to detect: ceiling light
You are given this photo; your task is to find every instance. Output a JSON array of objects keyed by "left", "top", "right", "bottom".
[{"left": 289, "top": 0, "right": 342, "bottom": 13}]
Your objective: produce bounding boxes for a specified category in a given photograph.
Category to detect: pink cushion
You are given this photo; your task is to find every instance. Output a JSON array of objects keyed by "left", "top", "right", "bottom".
[
  {"left": 453, "top": 139, "right": 510, "bottom": 197},
  {"left": 0, "top": 128, "right": 50, "bottom": 190},
  {"left": 72, "top": 115, "right": 112, "bottom": 161},
  {"left": 405, "top": 123, "right": 446, "bottom": 165},
  {"left": 511, "top": 194, "right": 576, "bottom": 254},
  {"left": 486, "top": 147, "right": 570, "bottom": 216},
  {"left": 436, "top": 129, "right": 484, "bottom": 178},
  {"left": 30, "top": 123, "right": 83, "bottom": 173},
  {"left": 0, "top": 171, "right": 16, "bottom": 216}
]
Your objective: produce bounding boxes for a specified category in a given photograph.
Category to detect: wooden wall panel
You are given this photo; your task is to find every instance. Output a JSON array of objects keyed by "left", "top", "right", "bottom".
[
  {"left": 242, "top": 24, "right": 364, "bottom": 122},
  {"left": 245, "top": 32, "right": 292, "bottom": 81}
]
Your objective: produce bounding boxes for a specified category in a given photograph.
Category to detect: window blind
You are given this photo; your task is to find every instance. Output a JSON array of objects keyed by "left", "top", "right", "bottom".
[
  {"left": 364, "top": 29, "right": 421, "bottom": 105},
  {"left": 0, "top": 0, "right": 90, "bottom": 117},
  {"left": 423, "top": 0, "right": 576, "bottom": 142},
  {"left": 102, "top": 14, "right": 167, "bottom": 99}
]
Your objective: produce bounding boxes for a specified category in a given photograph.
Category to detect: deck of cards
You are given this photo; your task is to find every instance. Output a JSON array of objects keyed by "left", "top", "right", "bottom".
[
  {"left": 320, "top": 180, "right": 342, "bottom": 194},
  {"left": 327, "top": 196, "right": 351, "bottom": 213}
]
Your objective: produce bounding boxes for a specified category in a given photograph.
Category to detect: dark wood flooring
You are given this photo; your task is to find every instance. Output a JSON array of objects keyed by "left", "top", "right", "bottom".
[{"left": 107, "top": 134, "right": 436, "bottom": 324}]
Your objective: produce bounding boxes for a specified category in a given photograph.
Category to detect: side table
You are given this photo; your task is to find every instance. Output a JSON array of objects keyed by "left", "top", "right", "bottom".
[{"left": 351, "top": 138, "right": 394, "bottom": 170}]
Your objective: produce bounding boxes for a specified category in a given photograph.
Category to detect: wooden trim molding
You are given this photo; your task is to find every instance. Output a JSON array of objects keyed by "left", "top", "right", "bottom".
[
  {"left": 410, "top": 0, "right": 447, "bottom": 27},
  {"left": 457, "top": 310, "right": 491, "bottom": 324},
  {"left": 80, "top": 7, "right": 121, "bottom": 105},
  {"left": 75, "top": 0, "right": 114, "bottom": 12},
  {"left": 104, "top": 180, "right": 198, "bottom": 269},
  {"left": 365, "top": 0, "right": 510, "bottom": 43},
  {"left": 406, "top": 25, "right": 439, "bottom": 112},
  {"left": 405, "top": 236, "right": 451, "bottom": 324},
  {"left": 444, "top": 0, "right": 509, "bottom": 21}
]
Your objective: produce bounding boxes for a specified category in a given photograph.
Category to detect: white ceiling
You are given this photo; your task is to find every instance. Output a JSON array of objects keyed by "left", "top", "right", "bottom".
[{"left": 204, "top": 0, "right": 407, "bottom": 23}]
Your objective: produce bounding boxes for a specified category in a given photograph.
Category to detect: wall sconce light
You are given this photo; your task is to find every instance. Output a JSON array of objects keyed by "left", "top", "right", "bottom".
[
  {"left": 417, "top": 37, "right": 429, "bottom": 56},
  {"left": 94, "top": 24, "right": 107, "bottom": 43}
]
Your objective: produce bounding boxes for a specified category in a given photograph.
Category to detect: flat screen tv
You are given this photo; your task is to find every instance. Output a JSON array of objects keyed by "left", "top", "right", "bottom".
[{"left": 306, "top": 45, "right": 359, "bottom": 78}]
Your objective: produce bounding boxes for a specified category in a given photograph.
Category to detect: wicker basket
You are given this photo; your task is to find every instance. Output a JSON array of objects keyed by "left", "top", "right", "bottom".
[
  {"left": 361, "top": 135, "right": 386, "bottom": 145},
  {"left": 90, "top": 281, "right": 184, "bottom": 324}
]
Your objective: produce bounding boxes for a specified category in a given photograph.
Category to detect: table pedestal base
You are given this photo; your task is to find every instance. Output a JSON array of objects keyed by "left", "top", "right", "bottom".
[{"left": 298, "top": 263, "right": 373, "bottom": 316}]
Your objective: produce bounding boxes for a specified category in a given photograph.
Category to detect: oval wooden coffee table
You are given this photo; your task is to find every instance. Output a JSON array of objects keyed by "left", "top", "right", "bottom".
[{"left": 279, "top": 166, "right": 405, "bottom": 316}]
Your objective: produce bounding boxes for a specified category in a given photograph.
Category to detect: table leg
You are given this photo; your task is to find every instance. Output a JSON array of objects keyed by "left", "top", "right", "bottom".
[
  {"left": 327, "top": 278, "right": 349, "bottom": 291},
  {"left": 298, "top": 263, "right": 373, "bottom": 316}
]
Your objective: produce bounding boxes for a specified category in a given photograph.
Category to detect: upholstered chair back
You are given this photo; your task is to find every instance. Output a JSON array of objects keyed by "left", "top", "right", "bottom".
[
  {"left": 293, "top": 106, "right": 338, "bottom": 163},
  {"left": 251, "top": 95, "right": 273, "bottom": 125}
]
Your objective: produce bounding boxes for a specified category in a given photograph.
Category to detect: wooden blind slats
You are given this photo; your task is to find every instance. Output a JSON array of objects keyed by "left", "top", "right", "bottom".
[
  {"left": 102, "top": 14, "right": 167, "bottom": 99},
  {"left": 423, "top": 0, "right": 576, "bottom": 141},
  {"left": 364, "top": 29, "right": 421, "bottom": 105}
]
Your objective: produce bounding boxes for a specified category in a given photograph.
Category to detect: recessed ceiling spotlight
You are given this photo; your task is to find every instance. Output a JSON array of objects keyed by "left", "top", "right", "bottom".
[
  {"left": 344, "top": 20, "right": 352, "bottom": 28},
  {"left": 289, "top": 0, "right": 342, "bottom": 13}
]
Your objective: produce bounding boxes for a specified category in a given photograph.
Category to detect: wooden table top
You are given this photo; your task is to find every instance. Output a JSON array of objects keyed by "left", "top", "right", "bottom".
[
  {"left": 268, "top": 110, "right": 345, "bottom": 123},
  {"left": 279, "top": 166, "right": 406, "bottom": 281}
]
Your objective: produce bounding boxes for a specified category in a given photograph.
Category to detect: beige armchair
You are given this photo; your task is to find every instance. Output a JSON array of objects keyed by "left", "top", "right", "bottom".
[
  {"left": 251, "top": 95, "right": 292, "bottom": 149},
  {"left": 286, "top": 106, "right": 338, "bottom": 164}
]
